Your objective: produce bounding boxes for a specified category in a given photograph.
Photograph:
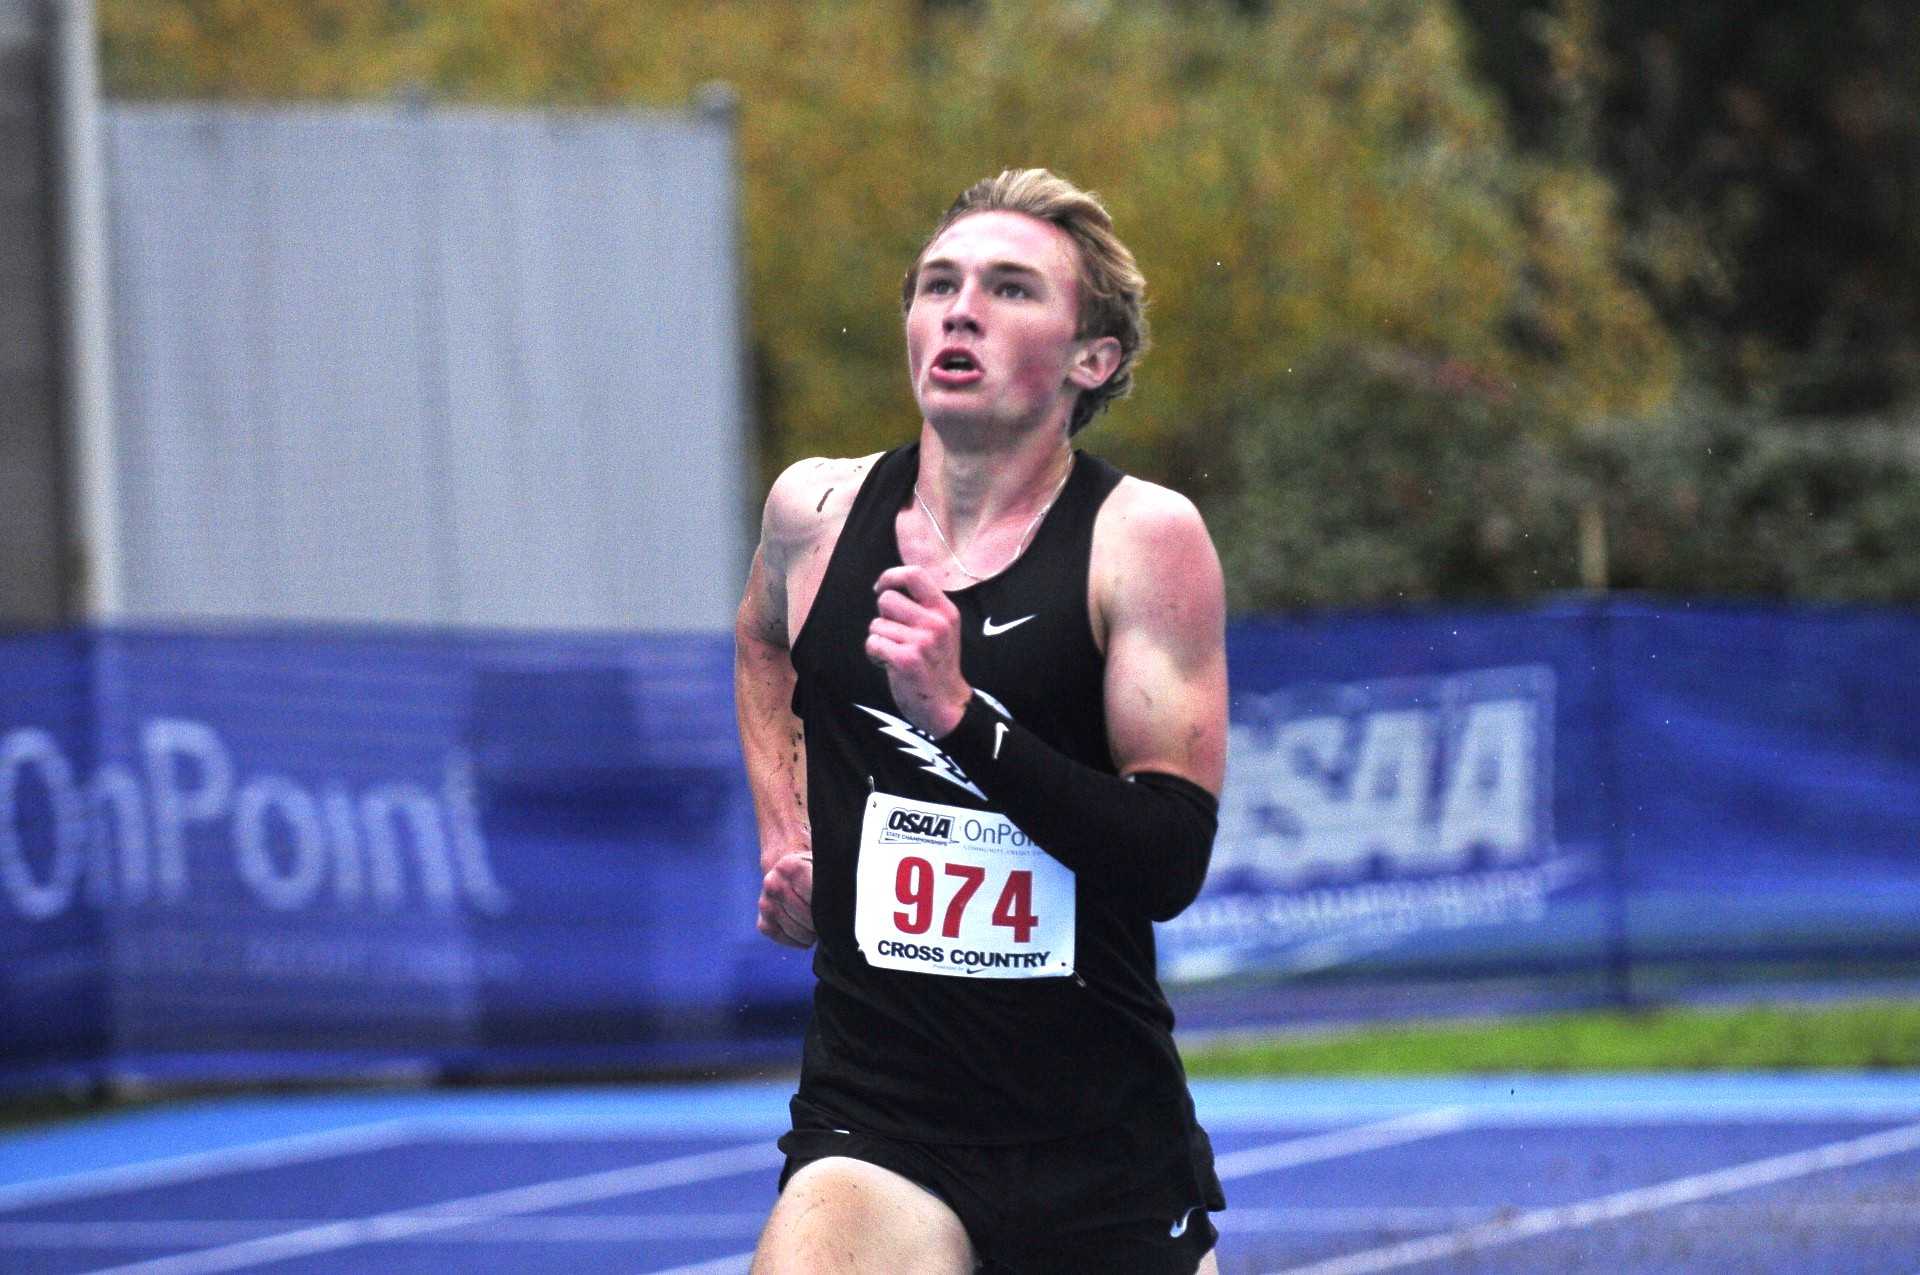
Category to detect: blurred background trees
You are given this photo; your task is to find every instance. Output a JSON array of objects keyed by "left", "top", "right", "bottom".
[
  {"left": 1460, "top": 0, "right": 1920, "bottom": 415},
  {"left": 97, "top": 0, "right": 1920, "bottom": 609}
]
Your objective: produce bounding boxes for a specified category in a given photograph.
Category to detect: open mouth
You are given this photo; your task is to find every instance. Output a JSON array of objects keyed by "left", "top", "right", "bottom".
[{"left": 930, "top": 349, "right": 982, "bottom": 384}]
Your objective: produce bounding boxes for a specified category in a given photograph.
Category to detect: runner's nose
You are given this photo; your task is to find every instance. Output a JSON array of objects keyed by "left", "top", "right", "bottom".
[{"left": 943, "top": 279, "right": 983, "bottom": 333}]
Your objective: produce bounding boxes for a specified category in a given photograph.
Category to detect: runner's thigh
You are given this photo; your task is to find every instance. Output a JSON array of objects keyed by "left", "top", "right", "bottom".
[{"left": 752, "top": 1155, "right": 976, "bottom": 1275}]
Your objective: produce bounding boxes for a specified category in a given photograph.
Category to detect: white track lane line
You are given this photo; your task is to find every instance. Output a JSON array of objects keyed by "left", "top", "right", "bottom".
[
  {"left": 630, "top": 1109, "right": 1477, "bottom": 1275},
  {"left": 0, "top": 1121, "right": 416, "bottom": 1213},
  {"left": 644, "top": 1255, "right": 755, "bottom": 1275},
  {"left": 625, "top": 1106, "right": 1466, "bottom": 1275},
  {"left": 1216, "top": 1108, "right": 1474, "bottom": 1181},
  {"left": 1214, "top": 1206, "right": 1501, "bottom": 1233},
  {"left": 2, "top": 1222, "right": 291, "bottom": 1248},
  {"left": 1263, "top": 1117, "right": 1920, "bottom": 1275},
  {"left": 74, "top": 1140, "right": 781, "bottom": 1275},
  {"left": 0, "top": 1212, "right": 772, "bottom": 1249}
]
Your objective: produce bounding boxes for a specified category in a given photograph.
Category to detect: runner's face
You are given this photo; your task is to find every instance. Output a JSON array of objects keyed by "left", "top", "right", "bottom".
[{"left": 905, "top": 211, "right": 1090, "bottom": 433}]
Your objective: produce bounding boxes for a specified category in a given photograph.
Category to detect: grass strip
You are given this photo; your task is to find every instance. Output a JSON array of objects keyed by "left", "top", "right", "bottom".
[{"left": 1183, "top": 999, "right": 1920, "bottom": 1076}]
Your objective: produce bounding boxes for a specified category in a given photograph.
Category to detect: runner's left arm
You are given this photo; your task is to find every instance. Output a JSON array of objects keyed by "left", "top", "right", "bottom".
[{"left": 867, "top": 483, "right": 1227, "bottom": 921}]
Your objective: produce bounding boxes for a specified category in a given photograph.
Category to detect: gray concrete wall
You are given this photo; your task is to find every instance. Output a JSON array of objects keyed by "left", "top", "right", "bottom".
[{"left": 104, "top": 100, "right": 750, "bottom": 632}]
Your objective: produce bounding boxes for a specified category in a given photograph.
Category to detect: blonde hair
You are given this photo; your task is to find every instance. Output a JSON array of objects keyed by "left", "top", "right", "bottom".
[{"left": 902, "top": 169, "right": 1149, "bottom": 435}]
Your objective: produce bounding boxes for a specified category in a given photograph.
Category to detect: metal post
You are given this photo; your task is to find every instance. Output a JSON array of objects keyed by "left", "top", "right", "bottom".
[
  {"left": 1593, "top": 596, "right": 1634, "bottom": 1007},
  {"left": 49, "top": 0, "right": 122, "bottom": 619},
  {"left": 695, "top": 80, "right": 758, "bottom": 594}
]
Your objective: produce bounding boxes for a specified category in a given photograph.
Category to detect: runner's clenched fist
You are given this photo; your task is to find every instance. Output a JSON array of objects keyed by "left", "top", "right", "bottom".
[{"left": 866, "top": 565, "right": 971, "bottom": 738}]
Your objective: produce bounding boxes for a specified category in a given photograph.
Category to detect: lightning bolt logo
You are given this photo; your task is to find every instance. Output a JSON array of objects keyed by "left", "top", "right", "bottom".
[{"left": 855, "top": 704, "right": 986, "bottom": 800}]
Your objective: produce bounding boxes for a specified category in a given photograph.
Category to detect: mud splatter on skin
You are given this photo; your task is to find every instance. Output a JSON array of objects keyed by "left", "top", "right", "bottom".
[{"left": 792, "top": 730, "right": 807, "bottom": 811}]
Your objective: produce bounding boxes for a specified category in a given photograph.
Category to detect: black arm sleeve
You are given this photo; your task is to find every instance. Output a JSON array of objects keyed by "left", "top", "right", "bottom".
[{"left": 936, "top": 693, "right": 1218, "bottom": 922}]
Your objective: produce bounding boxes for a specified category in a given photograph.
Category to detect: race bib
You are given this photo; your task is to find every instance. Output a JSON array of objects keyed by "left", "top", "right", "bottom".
[{"left": 855, "top": 791, "right": 1075, "bottom": 979}]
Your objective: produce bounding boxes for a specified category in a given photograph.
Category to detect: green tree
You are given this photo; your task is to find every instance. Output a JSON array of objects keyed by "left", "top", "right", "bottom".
[
  {"left": 1459, "top": 0, "right": 1920, "bottom": 414},
  {"left": 100, "top": 0, "right": 1674, "bottom": 494},
  {"left": 1575, "top": 407, "right": 1920, "bottom": 601},
  {"left": 1214, "top": 353, "right": 1582, "bottom": 610}
]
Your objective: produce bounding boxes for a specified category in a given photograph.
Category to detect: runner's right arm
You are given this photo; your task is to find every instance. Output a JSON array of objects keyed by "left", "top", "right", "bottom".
[{"left": 736, "top": 473, "right": 817, "bottom": 948}]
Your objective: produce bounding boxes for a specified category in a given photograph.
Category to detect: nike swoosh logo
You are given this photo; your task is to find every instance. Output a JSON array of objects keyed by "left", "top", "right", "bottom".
[
  {"left": 982, "top": 614, "right": 1036, "bottom": 637},
  {"left": 1169, "top": 1206, "right": 1200, "bottom": 1238}
]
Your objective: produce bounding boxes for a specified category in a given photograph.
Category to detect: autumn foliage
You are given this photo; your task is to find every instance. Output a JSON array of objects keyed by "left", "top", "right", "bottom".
[
  {"left": 104, "top": 2, "right": 1918, "bottom": 607},
  {"left": 99, "top": 0, "right": 1672, "bottom": 468}
]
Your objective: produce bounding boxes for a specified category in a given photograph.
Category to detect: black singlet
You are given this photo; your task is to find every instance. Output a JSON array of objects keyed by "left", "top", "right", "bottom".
[{"left": 788, "top": 442, "right": 1195, "bottom": 1145}]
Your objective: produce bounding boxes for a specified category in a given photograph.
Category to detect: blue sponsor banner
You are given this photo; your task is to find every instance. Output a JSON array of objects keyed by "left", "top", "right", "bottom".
[
  {"left": 3, "top": 603, "right": 1918, "bottom": 1091},
  {"left": 2, "top": 626, "right": 808, "bottom": 1092},
  {"left": 0, "top": 630, "right": 109, "bottom": 1081},
  {"left": 1162, "top": 607, "right": 1613, "bottom": 989},
  {"left": 1606, "top": 604, "right": 1920, "bottom": 960},
  {"left": 1162, "top": 601, "right": 1920, "bottom": 1010}
]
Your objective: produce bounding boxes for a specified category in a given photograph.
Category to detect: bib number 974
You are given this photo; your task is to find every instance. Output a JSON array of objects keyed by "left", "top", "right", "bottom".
[
  {"left": 892, "top": 858, "right": 1037, "bottom": 943},
  {"left": 856, "top": 793, "right": 1075, "bottom": 979}
]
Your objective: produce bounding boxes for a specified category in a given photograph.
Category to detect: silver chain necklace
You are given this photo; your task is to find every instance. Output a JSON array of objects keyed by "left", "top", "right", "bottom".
[{"left": 915, "top": 456, "right": 1075, "bottom": 582}]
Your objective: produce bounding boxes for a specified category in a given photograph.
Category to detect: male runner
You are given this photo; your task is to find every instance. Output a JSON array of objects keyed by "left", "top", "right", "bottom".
[{"left": 735, "top": 169, "right": 1227, "bottom": 1274}]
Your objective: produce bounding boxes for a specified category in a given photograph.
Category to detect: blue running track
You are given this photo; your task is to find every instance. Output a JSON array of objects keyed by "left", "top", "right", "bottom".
[{"left": 4, "top": 1076, "right": 1919, "bottom": 1273}]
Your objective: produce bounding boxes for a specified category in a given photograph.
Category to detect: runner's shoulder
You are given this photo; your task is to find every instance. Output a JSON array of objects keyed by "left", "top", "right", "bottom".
[
  {"left": 763, "top": 453, "right": 883, "bottom": 552},
  {"left": 1091, "top": 476, "right": 1223, "bottom": 634},
  {"left": 1095, "top": 475, "right": 1213, "bottom": 561}
]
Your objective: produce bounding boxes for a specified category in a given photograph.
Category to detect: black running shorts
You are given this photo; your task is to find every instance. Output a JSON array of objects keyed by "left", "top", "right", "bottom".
[{"left": 776, "top": 1096, "right": 1226, "bottom": 1274}]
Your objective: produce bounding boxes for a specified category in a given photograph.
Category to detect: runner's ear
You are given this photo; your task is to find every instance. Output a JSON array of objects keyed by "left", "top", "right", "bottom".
[{"left": 1067, "top": 336, "right": 1123, "bottom": 391}]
